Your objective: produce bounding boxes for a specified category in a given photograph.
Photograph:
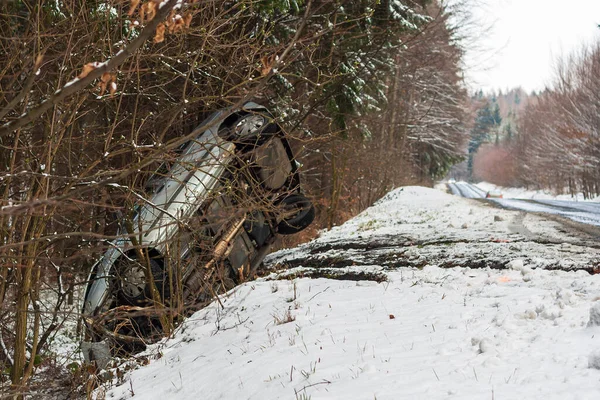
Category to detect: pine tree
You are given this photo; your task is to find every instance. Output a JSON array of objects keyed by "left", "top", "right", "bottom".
[
  {"left": 492, "top": 103, "right": 502, "bottom": 126},
  {"left": 468, "top": 102, "right": 495, "bottom": 177},
  {"left": 504, "top": 123, "right": 513, "bottom": 142},
  {"left": 514, "top": 91, "right": 521, "bottom": 105}
]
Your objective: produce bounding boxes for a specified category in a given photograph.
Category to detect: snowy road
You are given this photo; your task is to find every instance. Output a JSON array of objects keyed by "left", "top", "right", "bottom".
[
  {"left": 494, "top": 198, "right": 600, "bottom": 226},
  {"left": 448, "top": 182, "right": 600, "bottom": 226},
  {"left": 447, "top": 181, "right": 487, "bottom": 199}
]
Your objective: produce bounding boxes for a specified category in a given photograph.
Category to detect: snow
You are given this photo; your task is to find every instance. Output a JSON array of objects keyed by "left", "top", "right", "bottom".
[
  {"left": 103, "top": 186, "right": 600, "bottom": 400},
  {"left": 63, "top": 77, "right": 80, "bottom": 89},
  {"left": 269, "top": 187, "right": 600, "bottom": 272},
  {"left": 475, "top": 181, "right": 600, "bottom": 202},
  {"left": 588, "top": 302, "right": 600, "bottom": 327},
  {"left": 447, "top": 181, "right": 600, "bottom": 226},
  {"left": 492, "top": 198, "right": 600, "bottom": 226},
  {"left": 590, "top": 351, "right": 600, "bottom": 370}
]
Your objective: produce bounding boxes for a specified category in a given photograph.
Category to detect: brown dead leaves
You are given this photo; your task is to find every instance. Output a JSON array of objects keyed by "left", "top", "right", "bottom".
[
  {"left": 78, "top": 62, "right": 102, "bottom": 79},
  {"left": 155, "top": 10, "right": 193, "bottom": 43},
  {"left": 141, "top": 1, "right": 158, "bottom": 23},
  {"left": 166, "top": 10, "right": 193, "bottom": 32},
  {"left": 260, "top": 54, "right": 278, "bottom": 76},
  {"left": 34, "top": 54, "right": 44, "bottom": 70},
  {"left": 77, "top": 64, "right": 118, "bottom": 97},
  {"left": 99, "top": 73, "right": 117, "bottom": 97},
  {"left": 75, "top": 0, "right": 197, "bottom": 97},
  {"left": 128, "top": 0, "right": 159, "bottom": 23},
  {"left": 128, "top": 0, "right": 141, "bottom": 16},
  {"left": 127, "top": 0, "right": 193, "bottom": 43},
  {"left": 154, "top": 22, "right": 166, "bottom": 43}
]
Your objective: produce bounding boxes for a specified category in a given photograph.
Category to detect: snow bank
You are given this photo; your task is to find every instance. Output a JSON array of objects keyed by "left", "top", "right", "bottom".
[
  {"left": 107, "top": 267, "right": 600, "bottom": 400},
  {"left": 105, "top": 186, "right": 600, "bottom": 400},
  {"left": 267, "top": 186, "right": 600, "bottom": 273}
]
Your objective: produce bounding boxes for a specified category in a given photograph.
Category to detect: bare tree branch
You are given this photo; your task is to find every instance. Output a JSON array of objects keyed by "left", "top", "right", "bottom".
[{"left": 0, "top": 0, "right": 180, "bottom": 139}]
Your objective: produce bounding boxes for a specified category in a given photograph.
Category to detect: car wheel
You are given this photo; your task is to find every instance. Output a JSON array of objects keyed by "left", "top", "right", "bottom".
[
  {"left": 116, "top": 256, "right": 170, "bottom": 305},
  {"left": 276, "top": 194, "right": 315, "bottom": 235},
  {"left": 221, "top": 112, "right": 279, "bottom": 146}
]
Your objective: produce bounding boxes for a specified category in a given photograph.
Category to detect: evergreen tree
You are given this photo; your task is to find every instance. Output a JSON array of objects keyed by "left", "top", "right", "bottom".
[
  {"left": 491, "top": 102, "right": 502, "bottom": 145},
  {"left": 468, "top": 102, "right": 495, "bottom": 177},
  {"left": 514, "top": 91, "right": 521, "bottom": 105},
  {"left": 492, "top": 102, "right": 502, "bottom": 126},
  {"left": 504, "top": 123, "right": 513, "bottom": 142}
]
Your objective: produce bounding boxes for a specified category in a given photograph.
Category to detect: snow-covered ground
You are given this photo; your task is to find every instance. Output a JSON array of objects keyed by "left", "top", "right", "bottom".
[
  {"left": 270, "top": 186, "right": 600, "bottom": 273},
  {"left": 475, "top": 181, "right": 600, "bottom": 202},
  {"left": 104, "top": 187, "right": 600, "bottom": 400}
]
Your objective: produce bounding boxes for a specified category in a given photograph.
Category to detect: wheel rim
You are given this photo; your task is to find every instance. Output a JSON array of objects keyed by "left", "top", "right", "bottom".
[
  {"left": 282, "top": 202, "right": 304, "bottom": 220},
  {"left": 234, "top": 115, "right": 265, "bottom": 138},
  {"left": 118, "top": 259, "right": 146, "bottom": 299}
]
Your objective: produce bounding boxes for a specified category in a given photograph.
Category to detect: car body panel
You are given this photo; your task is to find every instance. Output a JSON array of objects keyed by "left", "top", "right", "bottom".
[{"left": 83, "top": 131, "right": 236, "bottom": 317}]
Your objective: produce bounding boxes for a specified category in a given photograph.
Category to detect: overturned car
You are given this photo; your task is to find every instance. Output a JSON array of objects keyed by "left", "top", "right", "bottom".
[{"left": 81, "top": 102, "right": 314, "bottom": 366}]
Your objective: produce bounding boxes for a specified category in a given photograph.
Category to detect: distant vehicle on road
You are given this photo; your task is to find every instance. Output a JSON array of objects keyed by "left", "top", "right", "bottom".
[{"left": 486, "top": 190, "right": 503, "bottom": 199}]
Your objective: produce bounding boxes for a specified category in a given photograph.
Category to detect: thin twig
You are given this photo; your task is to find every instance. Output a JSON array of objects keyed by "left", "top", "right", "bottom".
[{"left": 0, "top": 0, "right": 180, "bottom": 138}]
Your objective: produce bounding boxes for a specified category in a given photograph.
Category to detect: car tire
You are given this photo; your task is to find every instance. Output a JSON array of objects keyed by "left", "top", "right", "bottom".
[
  {"left": 220, "top": 112, "right": 279, "bottom": 146},
  {"left": 276, "top": 194, "right": 315, "bottom": 235},
  {"left": 116, "top": 256, "right": 170, "bottom": 305}
]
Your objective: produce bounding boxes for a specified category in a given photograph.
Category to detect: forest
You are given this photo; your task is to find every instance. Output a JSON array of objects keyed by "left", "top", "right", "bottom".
[{"left": 466, "top": 45, "right": 600, "bottom": 199}]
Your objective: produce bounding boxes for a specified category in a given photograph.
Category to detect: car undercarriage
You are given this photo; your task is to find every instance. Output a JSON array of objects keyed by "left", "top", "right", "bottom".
[{"left": 81, "top": 102, "right": 314, "bottom": 367}]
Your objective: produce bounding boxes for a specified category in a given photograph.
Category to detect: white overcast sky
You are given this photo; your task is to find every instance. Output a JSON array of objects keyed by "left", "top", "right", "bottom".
[{"left": 461, "top": 0, "right": 600, "bottom": 93}]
